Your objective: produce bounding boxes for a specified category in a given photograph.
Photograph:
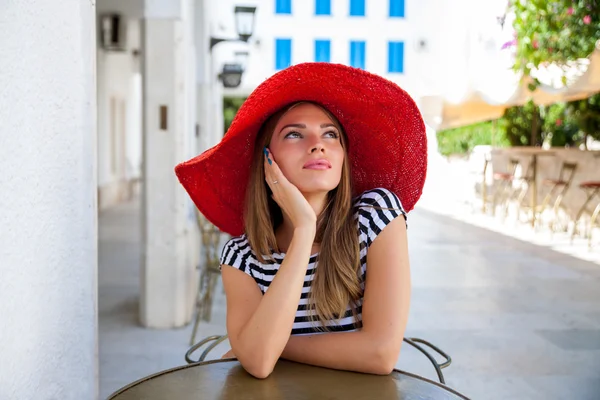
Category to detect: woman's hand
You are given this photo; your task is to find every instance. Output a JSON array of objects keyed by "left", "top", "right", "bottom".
[{"left": 264, "top": 147, "right": 317, "bottom": 231}]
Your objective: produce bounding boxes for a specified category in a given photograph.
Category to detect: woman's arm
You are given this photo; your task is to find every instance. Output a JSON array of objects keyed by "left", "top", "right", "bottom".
[
  {"left": 222, "top": 226, "right": 315, "bottom": 379},
  {"left": 281, "top": 216, "right": 411, "bottom": 374}
]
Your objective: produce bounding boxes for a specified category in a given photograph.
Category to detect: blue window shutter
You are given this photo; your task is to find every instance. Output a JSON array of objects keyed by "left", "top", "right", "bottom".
[
  {"left": 350, "top": 41, "right": 365, "bottom": 69},
  {"left": 275, "top": 38, "right": 292, "bottom": 70},
  {"left": 349, "top": 0, "right": 365, "bottom": 16},
  {"left": 315, "top": 40, "right": 331, "bottom": 62},
  {"left": 388, "top": 41, "right": 404, "bottom": 73},
  {"left": 275, "top": 0, "right": 292, "bottom": 14},
  {"left": 315, "top": 0, "right": 331, "bottom": 15},
  {"left": 389, "top": 0, "right": 405, "bottom": 17}
]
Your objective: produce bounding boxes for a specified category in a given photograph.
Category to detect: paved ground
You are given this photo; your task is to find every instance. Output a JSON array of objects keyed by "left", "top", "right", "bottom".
[{"left": 99, "top": 197, "right": 600, "bottom": 399}]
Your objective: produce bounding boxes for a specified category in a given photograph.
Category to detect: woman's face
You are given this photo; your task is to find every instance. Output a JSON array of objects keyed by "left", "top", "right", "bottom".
[{"left": 268, "top": 103, "right": 345, "bottom": 195}]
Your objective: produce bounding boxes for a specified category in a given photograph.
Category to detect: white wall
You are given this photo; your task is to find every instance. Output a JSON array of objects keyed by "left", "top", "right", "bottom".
[
  {"left": 208, "top": 0, "right": 510, "bottom": 105},
  {"left": 207, "top": 0, "right": 470, "bottom": 102},
  {"left": 0, "top": 1, "right": 98, "bottom": 398},
  {"left": 97, "top": 16, "right": 143, "bottom": 209}
]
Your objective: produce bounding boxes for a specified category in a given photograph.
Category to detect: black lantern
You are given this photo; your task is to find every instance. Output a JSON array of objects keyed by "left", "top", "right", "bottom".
[
  {"left": 210, "top": 6, "right": 257, "bottom": 51},
  {"left": 218, "top": 64, "right": 244, "bottom": 88}
]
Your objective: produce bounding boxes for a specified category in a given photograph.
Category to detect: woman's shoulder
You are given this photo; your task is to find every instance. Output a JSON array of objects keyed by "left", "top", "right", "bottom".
[
  {"left": 354, "top": 187, "right": 405, "bottom": 211},
  {"left": 222, "top": 233, "right": 249, "bottom": 249},
  {"left": 354, "top": 187, "right": 408, "bottom": 243},
  {"left": 220, "top": 234, "right": 252, "bottom": 266}
]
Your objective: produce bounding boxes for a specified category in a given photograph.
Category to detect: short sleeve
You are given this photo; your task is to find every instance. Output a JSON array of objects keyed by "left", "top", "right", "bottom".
[
  {"left": 219, "top": 236, "right": 254, "bottom": 277},
  {"left": 356, "top": 188, "right": 407, "bottom": 249}
]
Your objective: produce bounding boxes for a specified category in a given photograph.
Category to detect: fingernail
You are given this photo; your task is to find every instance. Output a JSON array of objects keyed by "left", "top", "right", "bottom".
[
  {"left": 268, "top": 158, "right": 272, "bottom": 165},
  {"left": 263, "top": 147, "right": 269, "bottom": 156}
]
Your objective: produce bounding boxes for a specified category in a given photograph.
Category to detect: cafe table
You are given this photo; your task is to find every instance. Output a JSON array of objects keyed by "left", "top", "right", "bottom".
[{"left": 107, "top": 359, "right": 470, "bottom": 399}]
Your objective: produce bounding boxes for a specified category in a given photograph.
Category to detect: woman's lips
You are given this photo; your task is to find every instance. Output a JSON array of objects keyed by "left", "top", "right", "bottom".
[{"left": 303, "top": 159, "right": 332, "bottom": 169}]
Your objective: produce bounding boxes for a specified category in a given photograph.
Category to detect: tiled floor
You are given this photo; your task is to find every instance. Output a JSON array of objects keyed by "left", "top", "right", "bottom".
[{"left": 99, "top": 198, "right": 600, "bottom": 399}]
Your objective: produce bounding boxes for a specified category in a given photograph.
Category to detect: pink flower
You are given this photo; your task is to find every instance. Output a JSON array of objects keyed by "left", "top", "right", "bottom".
[
  {"left": 567, "top": 7, "right": 573, "bottom": 15},
  {"left": 556, "top": 119, "right": 563, "bottom": 126},
  {"left": 501, "top": 39, "right": 517, "bottom": 50},
  {"left": 583, "top": 15, "right": 591, "bottom": 24},
  {"left": 533, "top": 40, "right": 539, "bottom": 49}
]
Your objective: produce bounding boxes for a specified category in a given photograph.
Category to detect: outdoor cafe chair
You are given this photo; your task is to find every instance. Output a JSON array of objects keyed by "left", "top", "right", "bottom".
[
  {"left": 570, "top": 181, "right": 600, "bottom": 245},
  {"left": 538, "top": 161, "right": 578, "bottom": 233},
  {"left": 190, "top": 212, "right": 227, "bottom": 346},
  {"left": 491, "top": 158, "right": 521, "bottom": 219},
  {"left": 184, "top": 334, "right": 453, "bottom": 385}
]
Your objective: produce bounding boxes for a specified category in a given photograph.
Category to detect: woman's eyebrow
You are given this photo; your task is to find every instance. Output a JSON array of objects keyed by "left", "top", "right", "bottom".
[
  {"left": 279, "top": 122, "right": 337, "bottom": 134},
  {"left": 279, "top": 123, "right": 306, "bottom": 133}
]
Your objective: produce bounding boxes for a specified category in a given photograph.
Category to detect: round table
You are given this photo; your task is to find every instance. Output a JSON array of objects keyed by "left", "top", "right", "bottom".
[{"left": 107, "top": 359, "right": 470, "bottom": 400}]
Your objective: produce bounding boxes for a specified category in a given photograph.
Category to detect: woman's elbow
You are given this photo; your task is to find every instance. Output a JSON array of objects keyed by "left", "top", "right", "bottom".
[
  {"left": 246, "top": 363, "right": 274, "bottom": 379},
  {"left": 239, "top": 354, "right": 277, "bottom": 379},
  {"left": 370, "top": 343, "right": 400, "bottom": 375}
]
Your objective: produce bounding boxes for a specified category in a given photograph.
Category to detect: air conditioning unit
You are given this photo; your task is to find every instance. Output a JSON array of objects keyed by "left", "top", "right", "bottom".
[{"left": 100, "top": 14, "right": 127, "bottom": 51}]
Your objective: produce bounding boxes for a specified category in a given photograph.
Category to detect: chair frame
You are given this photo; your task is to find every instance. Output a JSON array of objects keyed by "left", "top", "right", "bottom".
[
  {"left": 491, "top": 158, "right": 520, "bottom": 219},
  {"left": 538, "top": 161, "right": 577, "bottom": 233},
  {"left": 189, "top": 212, "right": 226, "bottom": 345},
  {"left": 185, "top": 334, "right": 453, "bottom": 385}
]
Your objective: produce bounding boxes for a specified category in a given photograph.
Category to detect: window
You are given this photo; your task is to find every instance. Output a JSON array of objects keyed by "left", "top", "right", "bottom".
[
  {"left": 275, "top": 0, "right": 291, "bottom": 14},
  {"left": 389, "top": 0, "right": 405, "bottom": 17},
  {"left": 315, "top": 40, "right": 331, "bottom": 62},
  {"left": 388, "top": 41, "right": 404, "bottom": 73},
  {"left": 349, "top": 0, "right": 365, "bottom": 16},
  {"left": 315, "top": 0, "right": 331, "bottom": 15},
  {"left": 275, "top": 38, "right": 292, "bottom": 70},
  {"left": 349, "top": 41, "right": 365, "bottom": 69}
]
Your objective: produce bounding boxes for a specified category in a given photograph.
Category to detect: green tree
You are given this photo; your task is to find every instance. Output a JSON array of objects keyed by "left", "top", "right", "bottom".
[
  {"left": 502, "top": 100, "right": 543, "bottom": 146},
  {"left": 542, "top": 102, "right": 582, "bottom": 147},
  {"left": 511, "top": 0, "right": 600, "bottom": 83},
  {"left": 566, "top": 93, "right": 600, "bottom": 146},
  {"left": 436, "top": 120, "right": 510, "bottom": 156},
  {"left": 223, "top": 97, "right": 247, "bottom": 134}
]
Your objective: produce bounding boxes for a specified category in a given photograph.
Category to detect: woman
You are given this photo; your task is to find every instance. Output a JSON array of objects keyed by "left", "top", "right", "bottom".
[{"left": 175, "top": 62, "right": 427, "bottom": 379}]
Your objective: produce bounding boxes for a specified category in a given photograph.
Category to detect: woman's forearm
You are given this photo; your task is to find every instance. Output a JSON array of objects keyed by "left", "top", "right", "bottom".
[
  {"left": 235, "top": 227, "right": 315, "bottom": 377},
  {"left": 280, "top": 331, "right": 399, "bottom": 375}
]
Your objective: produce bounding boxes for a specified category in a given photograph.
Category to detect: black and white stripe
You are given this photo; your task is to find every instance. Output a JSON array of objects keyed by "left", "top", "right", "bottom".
[{"left": 219, "top": 187, "right": 406, "bottom": 336}]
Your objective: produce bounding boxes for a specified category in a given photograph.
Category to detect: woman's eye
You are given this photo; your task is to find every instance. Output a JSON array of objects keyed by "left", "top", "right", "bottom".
[
  {"left": 325, "top": 131, "right": 339, "bottom": 139},
  {"left": 285, "top": 131, "right": 301, "bottom": 139}
]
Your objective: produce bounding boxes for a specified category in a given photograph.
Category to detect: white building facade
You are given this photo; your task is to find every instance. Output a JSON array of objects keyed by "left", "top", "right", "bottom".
[{"left": 212, "top": 0, "right": 478, "bottom": 104}]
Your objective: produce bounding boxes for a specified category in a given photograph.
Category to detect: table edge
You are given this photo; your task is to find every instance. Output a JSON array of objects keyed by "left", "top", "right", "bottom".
[{"left": 106, "top": 359, "right": 470, "bottom": 400}]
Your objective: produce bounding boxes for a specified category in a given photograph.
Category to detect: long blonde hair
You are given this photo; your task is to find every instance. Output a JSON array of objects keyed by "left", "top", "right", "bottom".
[{"left": 243, "top": 102, "right": 362, "bottom": 329}]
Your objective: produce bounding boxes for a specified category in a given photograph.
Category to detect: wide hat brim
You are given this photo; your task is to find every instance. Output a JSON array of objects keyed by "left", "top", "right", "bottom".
[{"left": 175, "top": 62, "right": 427, "bottom": 236}]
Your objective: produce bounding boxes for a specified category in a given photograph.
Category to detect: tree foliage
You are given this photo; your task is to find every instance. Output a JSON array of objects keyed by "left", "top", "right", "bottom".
[
  {"left": 567, "top": 93, "right": 600, "bottom": 142},
  {"left": 436, "top": 121, "right": 510, "bottom": 156},
  {"left": 511, "top": 0, "right": 600, "bottom": 81},
  {"left": 223, "top": 97, "right": 247, "bottom": 134},
  {"left": 502, "top": 101, "right": 544, "bottom": 146}
]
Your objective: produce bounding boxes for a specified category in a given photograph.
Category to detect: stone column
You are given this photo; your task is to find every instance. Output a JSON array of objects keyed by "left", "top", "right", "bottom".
[
  {"left": 140, "top": 0, "right": 199, "bottom": 328},
  {"left": 0, "top": 1, "right": 98, "bottom": 398}
]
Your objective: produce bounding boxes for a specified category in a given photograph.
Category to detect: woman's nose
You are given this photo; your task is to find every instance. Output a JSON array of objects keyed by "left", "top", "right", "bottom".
[
  {"left": 309, "top": 142, "right": 325, "bottom": 153},
  {"left": 307, "top": 134, "right": 325, "bottom": 153}
]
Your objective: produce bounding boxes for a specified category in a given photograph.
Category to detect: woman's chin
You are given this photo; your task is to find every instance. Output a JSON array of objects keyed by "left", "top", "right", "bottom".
[{"left": 295, "top": 180, "right": 339, "bottom": 195}]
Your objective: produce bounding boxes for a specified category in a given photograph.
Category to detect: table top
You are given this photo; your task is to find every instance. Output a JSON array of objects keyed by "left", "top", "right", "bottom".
[
  {"left": 492, "top": 147, "right": 555, "bottom": 155},
  {"left": 108, "top": 359, "right": 470, "bottom": 400}
]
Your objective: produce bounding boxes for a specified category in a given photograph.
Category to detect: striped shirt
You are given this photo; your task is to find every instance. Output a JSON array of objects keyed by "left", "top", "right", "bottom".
[{"left": 219, "top": 188, "right": 407, "bottom": 336}]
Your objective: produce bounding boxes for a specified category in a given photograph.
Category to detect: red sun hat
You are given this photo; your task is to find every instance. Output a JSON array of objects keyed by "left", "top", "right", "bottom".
[{"left": 175, "top": 62, "right": 427, "bottom": 236}]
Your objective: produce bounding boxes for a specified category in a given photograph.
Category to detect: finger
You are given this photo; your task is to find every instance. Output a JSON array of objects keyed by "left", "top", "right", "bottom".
[
  {"left": 264, "top": 148, "right": 275, "bottom": 187},
  {"left": 265, "top": 148, "right": 287, "bottom": 185},
  {"left": 264, "top": 148, "right": 280, "bottom": 188}
]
